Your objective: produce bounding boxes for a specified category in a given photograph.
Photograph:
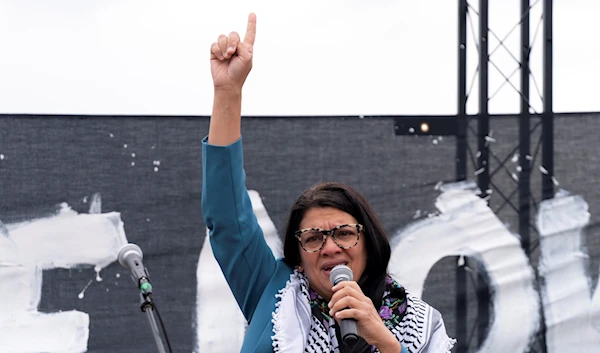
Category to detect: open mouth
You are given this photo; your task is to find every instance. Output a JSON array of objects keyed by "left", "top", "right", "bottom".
[{"left": 322, "top": 263, "right": 348, "bottom": 276}]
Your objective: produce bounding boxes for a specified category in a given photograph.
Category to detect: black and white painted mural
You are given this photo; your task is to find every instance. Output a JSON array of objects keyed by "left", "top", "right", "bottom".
[{"left": 0, "top": 114, "right": 599, "bottom": 353}]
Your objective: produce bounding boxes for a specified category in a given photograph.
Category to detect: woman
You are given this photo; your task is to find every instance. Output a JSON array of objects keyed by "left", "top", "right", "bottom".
[{"left": 201, "top": 13, "right": 455, "bottom": 353}]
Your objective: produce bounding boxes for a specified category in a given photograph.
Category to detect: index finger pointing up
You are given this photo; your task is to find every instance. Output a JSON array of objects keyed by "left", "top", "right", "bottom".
[{"left": 244, "top": 13, "right": 257, "bottom": 45}]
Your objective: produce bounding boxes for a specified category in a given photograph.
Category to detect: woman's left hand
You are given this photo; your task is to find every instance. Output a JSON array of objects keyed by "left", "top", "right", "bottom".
[{"left": 329, "top": 281, "right": 400, "bottom": 353}]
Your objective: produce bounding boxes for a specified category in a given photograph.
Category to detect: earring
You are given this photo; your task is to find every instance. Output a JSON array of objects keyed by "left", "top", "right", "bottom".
[{"left": 297, "top": 266, "right": 303, "bottom": 272}]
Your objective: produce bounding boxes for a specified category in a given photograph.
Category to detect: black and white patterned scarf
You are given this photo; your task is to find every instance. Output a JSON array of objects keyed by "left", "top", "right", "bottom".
[{"left": 271, "top": 271, "right": 455, "bottom": 353}]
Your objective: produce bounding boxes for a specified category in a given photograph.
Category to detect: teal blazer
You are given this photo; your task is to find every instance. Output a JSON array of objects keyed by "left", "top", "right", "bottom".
[{"left": 202, "top": 137, "right": 294, "bottom": 353}]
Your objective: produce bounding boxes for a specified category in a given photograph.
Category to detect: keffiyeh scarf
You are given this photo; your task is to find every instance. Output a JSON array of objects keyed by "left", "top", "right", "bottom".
[{"left": 271, "top": 271, "right": 455, "bottom": 353}]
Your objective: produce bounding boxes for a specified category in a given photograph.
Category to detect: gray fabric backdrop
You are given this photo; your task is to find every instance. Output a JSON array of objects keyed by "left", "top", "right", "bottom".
[{"left": 0, "top": 113, "right": 598, "bottom": 352}]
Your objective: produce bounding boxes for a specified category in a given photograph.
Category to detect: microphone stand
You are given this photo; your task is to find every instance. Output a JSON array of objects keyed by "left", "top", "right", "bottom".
[
  {"left": 118, "top": 244, "right": 171, "bottom": 353},
  {"left": 140, "top": 292, "right": 167, "bottom": 353}
]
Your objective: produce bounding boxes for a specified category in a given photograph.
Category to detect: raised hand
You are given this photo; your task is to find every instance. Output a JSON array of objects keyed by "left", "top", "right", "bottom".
[
  {"left": 207, "top": 13, "right": 256, "bottom": 146},
  {"left": 210, "top": 13, "right": 257, "bottom": 91},
  {"left": 329, "top": 282, "right": 401, "bottom": 353}
]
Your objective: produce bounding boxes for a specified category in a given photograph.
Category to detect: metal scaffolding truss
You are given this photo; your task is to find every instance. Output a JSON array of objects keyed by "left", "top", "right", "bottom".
[
  {"left": 454, "top": 0, "right": 554, "bottom": 352},
  {"left": 392, "top": 1, "right": 555, "bottom": 351}
]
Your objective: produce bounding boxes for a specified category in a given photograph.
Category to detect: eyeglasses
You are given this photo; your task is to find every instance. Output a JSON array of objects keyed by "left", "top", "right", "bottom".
[{"left": 294, "top": 223, "right": 363, "bottom": 252}]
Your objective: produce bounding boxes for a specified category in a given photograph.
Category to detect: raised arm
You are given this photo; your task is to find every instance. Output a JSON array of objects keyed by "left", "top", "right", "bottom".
[
  {"left": 202, "top": 14, "right": 278, "bottom": 321},
  {"left": 208, "top": 13, "right": 256, "bottom": 146}
]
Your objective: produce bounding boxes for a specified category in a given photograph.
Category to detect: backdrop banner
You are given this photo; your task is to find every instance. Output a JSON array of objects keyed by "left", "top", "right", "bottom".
[{"left": 0, "top": 114, "right": 598, "bottom": 353}]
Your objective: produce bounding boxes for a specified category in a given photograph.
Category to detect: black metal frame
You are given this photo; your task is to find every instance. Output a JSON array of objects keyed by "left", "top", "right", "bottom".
[
  {"left": 542, "top": 0, "right": 554, "bottom": 200},
  {"left": 520, "top": 0, "right": 532, "bottom": 256},
  {"left": 455, "top": 1, "right": 554, "bottom": 352},
  {"left": 395, "top": 1, "right": 554, "bottom": 352},
  {"left": 456, "top": 2, "right": 469, "bottom": 351}
]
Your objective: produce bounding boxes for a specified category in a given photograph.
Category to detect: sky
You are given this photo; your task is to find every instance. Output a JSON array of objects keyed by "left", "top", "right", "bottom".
[{"left": 0, "top": 0, "right": 597, "bottom": 116}]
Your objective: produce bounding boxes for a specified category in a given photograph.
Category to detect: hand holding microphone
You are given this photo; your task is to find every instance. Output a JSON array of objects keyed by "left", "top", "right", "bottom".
[
  {"left": 329, "top": 265, "right": 401, "bottom": 351},
  {"left": 329, "top": 265, "right": 359, "bottom": 345}
]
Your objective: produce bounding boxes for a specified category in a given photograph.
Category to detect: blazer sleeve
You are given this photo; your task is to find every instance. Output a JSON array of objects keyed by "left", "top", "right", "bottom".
[{"left": 201, "top": 136, "right": 278, "bottom": 322}]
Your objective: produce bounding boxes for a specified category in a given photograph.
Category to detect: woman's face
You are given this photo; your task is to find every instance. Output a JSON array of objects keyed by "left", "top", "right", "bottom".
[{"left": 297, "top": 206, "right": 368, "bottom": 300}]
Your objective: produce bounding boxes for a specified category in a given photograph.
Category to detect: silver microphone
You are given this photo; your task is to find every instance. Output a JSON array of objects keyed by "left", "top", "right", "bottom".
[
  {"left": 329, "top": 264, "right": 359, "bottom": 346},
  {"left": 118, "top": 243, "right": 153, "bottom": 295}
]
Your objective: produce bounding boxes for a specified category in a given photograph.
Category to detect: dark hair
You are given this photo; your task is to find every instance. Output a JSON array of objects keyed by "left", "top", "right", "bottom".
[{"left": 282, "top": 182, "right": 391, "bottom": 304}]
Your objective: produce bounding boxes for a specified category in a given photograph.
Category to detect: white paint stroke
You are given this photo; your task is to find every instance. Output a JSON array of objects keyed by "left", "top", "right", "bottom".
[
  {"left": 536, "top": 190, "right": 600, "bottom": 353},
  {"left": 88, "top": 192, "right": 102, "bottom": 214},
  {"left": 195, "top": 229, "right": 248, "bottom": 353},
  {"left": 594, "top": 279, "right": 600, "bottom": 333},
  {"left": 8, "top": 204, "right": 127, "bottom": 269},
  {"left": 196, "top": 190, "right": 283, "bottom": 353},
  {"left": 249, "top": 191, "right": 283, "bottom": 259},
  {"left": 388, "top": 184, "right": 539, "bottom": 353},
  {"left": 0, "top": 202, "right": 128, "bottom": 353}
]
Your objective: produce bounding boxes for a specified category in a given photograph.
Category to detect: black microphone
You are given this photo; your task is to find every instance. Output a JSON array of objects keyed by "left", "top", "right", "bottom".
[
  {"left": 329, "top": 264, "right": 359, "bottom": 346},
  {"left": 118, "top": 243, "right": 153, "bottom": 295}
]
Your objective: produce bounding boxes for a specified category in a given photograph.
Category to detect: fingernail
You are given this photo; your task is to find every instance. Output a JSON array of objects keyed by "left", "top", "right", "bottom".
[{"left": 227, "top": 46, "right": 234, "bottom": 52}]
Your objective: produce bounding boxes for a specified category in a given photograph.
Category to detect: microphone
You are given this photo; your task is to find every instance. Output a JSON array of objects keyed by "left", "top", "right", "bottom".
[
  {"left": 329, "top": 264, "right": 359, "bottom": 346},
  {"left": 118, "top": 243, "right": 153, "bottom": 295}
]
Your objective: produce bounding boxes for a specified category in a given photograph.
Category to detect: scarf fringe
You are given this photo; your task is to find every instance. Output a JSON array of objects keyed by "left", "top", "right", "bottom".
[
  {"left": 271, "top": 270, "right": 303, "bottom": 353},
  {"left": 442, "top": 337, "right": 457, "bottom": 353}
]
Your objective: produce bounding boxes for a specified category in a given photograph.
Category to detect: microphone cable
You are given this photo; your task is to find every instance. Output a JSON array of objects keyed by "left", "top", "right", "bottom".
[{"left": 144, "top": 293, "right": 174, "bottom": 353}]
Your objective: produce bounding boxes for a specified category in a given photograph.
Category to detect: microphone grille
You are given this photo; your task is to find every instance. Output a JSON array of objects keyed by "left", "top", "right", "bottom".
[
  {"left": 329, "top": 264, "right": 353, "bottom": 285},
  {"left": 117, "top": 243, "right": 143, "bottom": 268}
]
